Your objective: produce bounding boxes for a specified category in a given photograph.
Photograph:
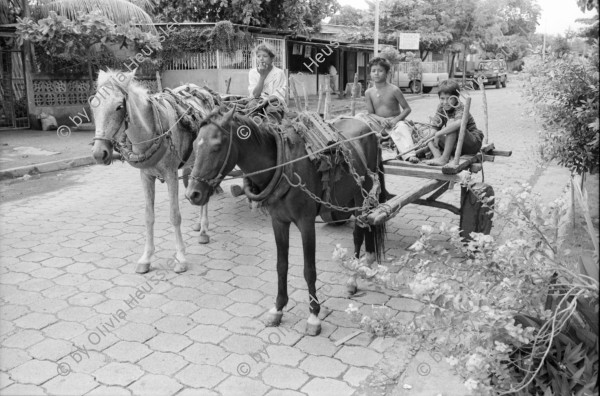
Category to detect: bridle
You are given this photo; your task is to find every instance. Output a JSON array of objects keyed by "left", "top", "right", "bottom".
[
  {"left": 189, "top": 118, "right": 235, "bottom": 189},
  {"left": 91, "top": 82, "right": 130, "bottom": 147}
]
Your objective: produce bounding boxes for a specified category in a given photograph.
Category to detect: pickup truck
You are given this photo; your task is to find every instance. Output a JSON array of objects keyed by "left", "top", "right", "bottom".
[
  {"left": 453, "top": 59, "right": 508, "bottom": 89},
  {"left": 392, "top": 61, "right": 449, "bottom": 93}
]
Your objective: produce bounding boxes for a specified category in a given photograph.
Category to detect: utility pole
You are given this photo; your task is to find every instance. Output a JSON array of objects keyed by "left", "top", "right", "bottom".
[
  {"left": 542, "top": 34, "right": 546, "bottom": 61},
  {"left": 374, "top": 0, "right": 379, "bottom": 56}
]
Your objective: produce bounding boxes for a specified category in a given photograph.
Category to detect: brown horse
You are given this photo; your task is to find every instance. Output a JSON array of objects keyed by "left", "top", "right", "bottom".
[
  {"left": 91, "top": 70, "right": 218, "bottom": 274},
  {"left": 185, "top": 107, "right": 386, "bottom": 335}
]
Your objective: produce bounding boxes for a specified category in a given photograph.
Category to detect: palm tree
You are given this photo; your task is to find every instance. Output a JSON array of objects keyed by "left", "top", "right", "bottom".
[{"left": 32, "top": 0, "right": 157, "bottom": 31}]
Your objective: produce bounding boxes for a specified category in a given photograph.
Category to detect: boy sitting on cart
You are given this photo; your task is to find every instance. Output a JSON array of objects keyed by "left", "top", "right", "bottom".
[
  {"left": 355, "top": 57, "right": 421, "bottom": 163},
  {"left": 424, "top": 80, "right": 484, "bottom": 166}
]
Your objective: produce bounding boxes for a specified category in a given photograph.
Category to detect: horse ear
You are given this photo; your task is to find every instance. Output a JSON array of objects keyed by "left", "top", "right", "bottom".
[{"left": 221, "top": 105, "right": 235, "bottom": 124}]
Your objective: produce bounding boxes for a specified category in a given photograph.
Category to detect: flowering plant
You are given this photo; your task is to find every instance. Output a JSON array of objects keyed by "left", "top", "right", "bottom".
[{"left": 336, "top": 184, "right": 598, "bottom": 395}]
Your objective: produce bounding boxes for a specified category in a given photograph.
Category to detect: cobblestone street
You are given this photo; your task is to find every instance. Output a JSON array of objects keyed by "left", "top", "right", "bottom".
[{"left": 0, "top": 84, "right": 564, "bottom": 395}]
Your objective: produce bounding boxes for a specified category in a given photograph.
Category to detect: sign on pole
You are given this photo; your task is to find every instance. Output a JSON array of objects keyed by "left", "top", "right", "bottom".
[{"left": 398, "top": 33, "right": 420, "bottom": 50}]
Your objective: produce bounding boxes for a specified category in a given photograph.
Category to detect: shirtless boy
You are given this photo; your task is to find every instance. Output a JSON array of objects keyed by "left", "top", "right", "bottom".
[{"left": 357, "top": 57, "right": 418, "bottom": 162}]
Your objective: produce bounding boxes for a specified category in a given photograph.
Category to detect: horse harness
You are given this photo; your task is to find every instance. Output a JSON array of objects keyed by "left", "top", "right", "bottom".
[{"left": 93, "top": 83, "right": 219, "bottom": 176}]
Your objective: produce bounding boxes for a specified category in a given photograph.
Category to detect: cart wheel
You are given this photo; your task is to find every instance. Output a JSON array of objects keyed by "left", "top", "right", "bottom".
[
  {"left": 459, "top": 182, "right": 494, "bottom": 240},
  {"left": 321, "top": 210, "right": 353, "bottom": 226}
]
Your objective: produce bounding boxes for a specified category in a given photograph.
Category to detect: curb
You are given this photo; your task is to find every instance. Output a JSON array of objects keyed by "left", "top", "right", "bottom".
[{"left": 0, "top": 156, "right": 96, "bottom": 181}]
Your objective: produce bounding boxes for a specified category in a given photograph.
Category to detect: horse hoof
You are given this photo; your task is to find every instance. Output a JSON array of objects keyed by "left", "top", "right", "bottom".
[
  {"left": 266, "top": 308, "right": 283, "bottom": 326},
  {"left": 198, "top": 234, "right": 210, "bottom": 244},
  {"left": 306, "top": 315, "right": 321, "bottom": 336},
  {"left": 136, "top": 263, "right": 150, "bottom": 274},
  {"left": 192, "top": 223, "right": 201, "bottom": 232},
  {"left": 174, "top": 261, "right": 187, "bottom": 273}
]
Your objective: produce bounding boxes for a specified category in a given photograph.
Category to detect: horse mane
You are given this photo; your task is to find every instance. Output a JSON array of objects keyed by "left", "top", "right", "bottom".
[
  {"left": 97, "top": 68, "right": 148, "bottom": 98},
  {"left": 202, "top": 107, "right": 277, "bottom": 148}
]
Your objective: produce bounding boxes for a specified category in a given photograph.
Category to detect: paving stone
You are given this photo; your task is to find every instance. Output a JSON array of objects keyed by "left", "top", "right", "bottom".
[
  {"left": 112, "top": 322, "right": 157, "bottom": 343},
  {"left": 137, "top": 351, "right": 188, "bottom": 376},
  {"left": 41, "top": 284, "right": 78, "bottom": 298},
  {"left": 68, "top": 292, "right": 106, "bottom": 307},
  {"left": 204, "top": 269, "right": 235, "bottom": 282},
  {"left": 299, "top": 355, "right": 348, "bottom": 378},
  {"left": 85, "top": 385, "right": 132, "bottom": 395},
  {"left": 128, "top": 374, "right": 183, "bottom": 396},
  {"left": 175, "top": 388, "right": 219, "bottom": 396},
  {"left": 264, "top": 345, "right": 307, "bottom": 367},
  {"left": 228, "top": 276, "right": 267, "bottom": 290},
  {"left": 28, "top": 338, "right": 73, "bottom": 361},
  {"left": 145, "top": 333, "right": 193, "bottom": 353},
  {"left": 300, "top": 378, "right": 355, "bottom": 396},
  {"left": 218, "top": 353, "right": 266, "bottom": 379},
  {"left": 0, "top": 348, "right": 31, "bottom": 371},
  {"left": 257, "top": 327, "right": 304, "bottom": 347},
  {"left": 0, "top": 371, "right": 13, "bottom": 389},
  {"left": 334, "top": 345, "right": 382, "bottom": 367},
  {"left": 329, "top": 328, "right": 373, "bottom": 347},
  {"left": 220, "top": 334, "right": 266, "bottom": 355},
  {"left": 93, "top": 362, "right": 144, "bottom": 386},
  {"left": 13, "top": 312, "right": 57, "bottom": 330},
  {"left": 9, "top": 359, "right": 57, "bottom": 385},
  {"left": 190, "top": 308, "right": 233, "bottom": 325},
  {"left": 18, "top": 278, "right": 54, "bottom": 292},
  {"left": 0, "top": 304, "right": 29, "bottom": 321},
  {"left": 159, "top": 300, "right": 200, "bottom": 316},
  {"left": 43, "top": 372, "right": 99, "bottom": 396},
  {"left": 123, "top": 307, "right": 165, "bottom": 325},
  {"left": 343, "top": 366, "right": 372, "bottom": 387},
  {"left": 262, "top": 365, "right": 310, "bottom": 390},
  {"left": 165, "top": 286, "right": 203, "bottom": 301},
  {"left": 3, "top": 290, "right": 43, "bottom": 305},
  {"left": 1, "top": 383, "right": 47, "bottom": 395},
  {"left": 175, "top": 364, "right": 228, "bottom": 388},
  {"left": 227, "top": 288, "right": 264, "bottom": 304},
  {"left": 78, "top": 280, "right": 114, "bottom": 293},
  {"left": 216, "top": 375, "right": 270, "bottom": 396},
  {"left": 194, "top": 294, "right": 234, "bottom": 310},
  {"left": 180, "top": 343, "right": 229, "bottom": 366},
  {"left": 226, "top": 302, "right": 265, "bottom": 318},
  {"left": 104, "top": 341, "right": 152, "bottom": 363},
  {"left": 46, "top": 320, "right": 89, "bottom": 342},
  {"left": 386, "top": 297, "right": 424, "bottom": 312},
  {"left": 28, "top": 296, "right": 69, "bottom": 313},
  {"left": 2, "top": 329, "right": 44, "bottom": 349},
  {"left": 152, "top": 315, "right": 196, "bottom": 334},
  {"left": 186, "top": 324, "right": 231, "bottom": 344},
  {"left": 264, "top": 390, "right": 306, "bottom": 396},
  {"left": 368, "top": 337, "right": 397, "bottom": 353},
  {"left": 295, "top": 336, "right": 340, "bottom": 357}
]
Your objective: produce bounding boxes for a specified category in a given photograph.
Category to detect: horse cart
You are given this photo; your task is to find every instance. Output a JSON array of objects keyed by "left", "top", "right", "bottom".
[{"left": 320, "top": 95, "right": 512, "bottom": 239}]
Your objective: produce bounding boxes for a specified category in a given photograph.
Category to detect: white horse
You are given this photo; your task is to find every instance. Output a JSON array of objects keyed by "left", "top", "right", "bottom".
[{"left": 91, "top": 69, "right": 218, "bottom": 273}]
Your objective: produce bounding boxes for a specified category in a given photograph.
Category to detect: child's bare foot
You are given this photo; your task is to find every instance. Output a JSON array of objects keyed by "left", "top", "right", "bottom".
[
  {"left": 424, "top": 157, "right": 450, "bottom": 166},
  {"left": 407, "top": 156, "right": 419, "bottom": 164}
]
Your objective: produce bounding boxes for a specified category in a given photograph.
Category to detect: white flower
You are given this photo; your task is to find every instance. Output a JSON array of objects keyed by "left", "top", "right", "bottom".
[
  {"left": 345, "top": 304, "right": 359, "bottom": 314},
  {"left": 421, "top": 225, "right": 433, "bottom": 234},
  {"left": 408, "top": 240, "right": 424, "bottom": 252},
  {"left": 466, "top": 353, "right": 484, "bottom": 372},
  {"left": 464, "top": 378, "right": 479, "bottom": 391},
  {"left": 494, "top": 341, "right": 510, "bottom": 353},
  {"left": 446, "top": 356, "right": 459, "bottom": 366}
]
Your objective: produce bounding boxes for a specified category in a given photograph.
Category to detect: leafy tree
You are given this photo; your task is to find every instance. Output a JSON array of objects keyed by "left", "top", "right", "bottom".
[
  {"left": 154, "top": 0, "right": 339, "bottom": 33},
  {"left": 17, "top": 10, "right": 160, "bottom": 71},
  {"left": 329, "top": 5, "right": 363, "bottom": 26}
]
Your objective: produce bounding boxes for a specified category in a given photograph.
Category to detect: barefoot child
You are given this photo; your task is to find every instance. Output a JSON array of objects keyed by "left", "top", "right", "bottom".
[
  {"left": 424, "top": 80, "right": 484, "bottom": 166},
  {"left": 356, "top": 57, "right": 418, "bottom": 162}
]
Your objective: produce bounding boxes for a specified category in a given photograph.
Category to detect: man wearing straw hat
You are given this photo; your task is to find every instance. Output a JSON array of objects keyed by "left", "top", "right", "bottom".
[{"left": 231, "top": 43, "right": 288, "bottom": 197}]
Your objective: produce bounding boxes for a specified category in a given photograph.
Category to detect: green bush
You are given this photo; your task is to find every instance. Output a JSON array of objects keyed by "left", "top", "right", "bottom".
[{"left": 522, "top": 42, "right": 599, "bottom": 175}]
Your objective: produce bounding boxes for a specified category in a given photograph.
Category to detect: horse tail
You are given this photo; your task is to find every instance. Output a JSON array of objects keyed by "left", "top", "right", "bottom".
[
  {"left": 373, "top": 150, "right": 387, "bottom": 263},
  {"left": 373, "top": 222, "right": 386, "bottom": 264}
]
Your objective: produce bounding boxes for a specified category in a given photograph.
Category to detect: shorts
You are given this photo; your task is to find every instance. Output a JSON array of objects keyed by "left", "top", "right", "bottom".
[{"left": 439, "top": 128, "right": 483, "bottom": 155}]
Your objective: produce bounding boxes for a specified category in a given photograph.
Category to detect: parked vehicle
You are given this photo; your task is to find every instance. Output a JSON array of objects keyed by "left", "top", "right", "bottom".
[
  {"left": 476, "top": 59, "right": 508, "bottom": 88},
  {"left": 392, "top": 61, "right": 449, "bottom": 94}
]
